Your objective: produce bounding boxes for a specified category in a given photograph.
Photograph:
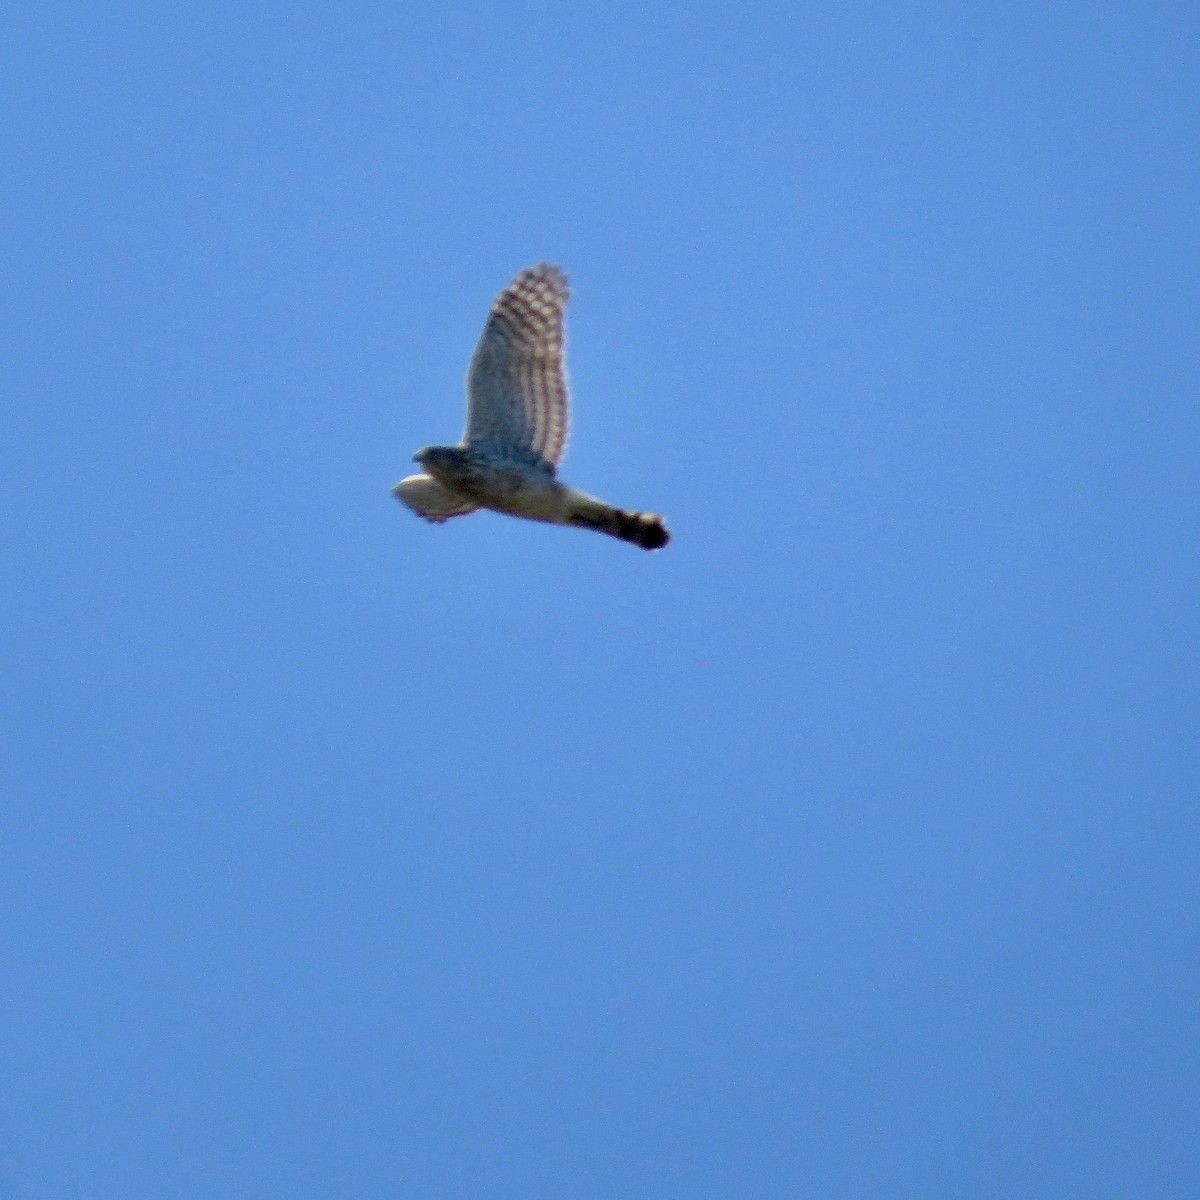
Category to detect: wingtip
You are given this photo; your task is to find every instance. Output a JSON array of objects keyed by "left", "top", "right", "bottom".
[{"left": 523, "top": 261, "right": 570, "bottom": 298}]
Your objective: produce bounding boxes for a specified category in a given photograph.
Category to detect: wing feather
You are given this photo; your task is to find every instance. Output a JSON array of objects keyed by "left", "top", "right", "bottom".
[
  {"left": 392, "top": 474, "right": 479, "bottom": 523},
  {"left": 465, "top": 263, "right": 571, "bottom": 469}
]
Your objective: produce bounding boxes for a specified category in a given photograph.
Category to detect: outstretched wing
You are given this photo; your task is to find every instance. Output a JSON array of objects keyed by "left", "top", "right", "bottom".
[
  {"left": 465, "top": 263, "right": 570, "bottom": 469},
  {"left": 392, "top": 474, "right": 479, "bottom": 523}
]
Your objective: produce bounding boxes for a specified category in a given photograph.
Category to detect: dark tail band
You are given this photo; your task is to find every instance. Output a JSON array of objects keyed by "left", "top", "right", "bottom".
[{"left": 614, "top": 510, "right": 670, "bottom": 550}]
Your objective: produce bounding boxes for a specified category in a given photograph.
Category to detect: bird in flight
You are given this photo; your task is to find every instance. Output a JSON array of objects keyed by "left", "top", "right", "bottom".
[{"left": 393, "top": 264, "right": 670, "bottom": 550}]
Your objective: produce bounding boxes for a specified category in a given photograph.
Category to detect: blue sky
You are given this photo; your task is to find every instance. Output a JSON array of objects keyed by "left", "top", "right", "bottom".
[{"left": 4, "top": 3, "right": 1198, "bottom": 1196}]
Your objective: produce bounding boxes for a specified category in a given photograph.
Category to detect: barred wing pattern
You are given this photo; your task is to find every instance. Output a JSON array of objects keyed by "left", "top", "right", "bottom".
[{"left": 464, "top": 263, "right": 570, "bottom": 469}]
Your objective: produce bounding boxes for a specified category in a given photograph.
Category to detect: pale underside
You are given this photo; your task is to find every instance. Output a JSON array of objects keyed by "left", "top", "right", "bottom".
[{"left": 392, "top": 472, "right": 478, "bottom": 522}]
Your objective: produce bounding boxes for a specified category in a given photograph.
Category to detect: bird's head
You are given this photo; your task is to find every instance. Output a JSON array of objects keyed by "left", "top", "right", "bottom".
[{"left": 413, "top": 445, "right": 462, "bottom": 480}]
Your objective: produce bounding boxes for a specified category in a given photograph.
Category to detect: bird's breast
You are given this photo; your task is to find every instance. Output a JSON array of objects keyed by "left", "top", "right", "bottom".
[{"left": 449, "top": 461, "right": 568, "bottom": 521}]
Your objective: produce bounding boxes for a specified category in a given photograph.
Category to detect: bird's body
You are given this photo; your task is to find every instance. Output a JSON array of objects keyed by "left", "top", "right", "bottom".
[{"left": 393, "top": 264, "right": 669, "bottom": 551}]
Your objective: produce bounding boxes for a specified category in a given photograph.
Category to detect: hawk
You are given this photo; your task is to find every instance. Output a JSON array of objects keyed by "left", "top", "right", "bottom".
[{"left": 393, "top": 264, "right": 670, "bottom": 550}]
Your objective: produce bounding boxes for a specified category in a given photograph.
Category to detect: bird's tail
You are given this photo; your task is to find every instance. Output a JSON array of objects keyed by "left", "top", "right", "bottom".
[{"left": 566, "top": 495, "right": 670, "bottom": 550}]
